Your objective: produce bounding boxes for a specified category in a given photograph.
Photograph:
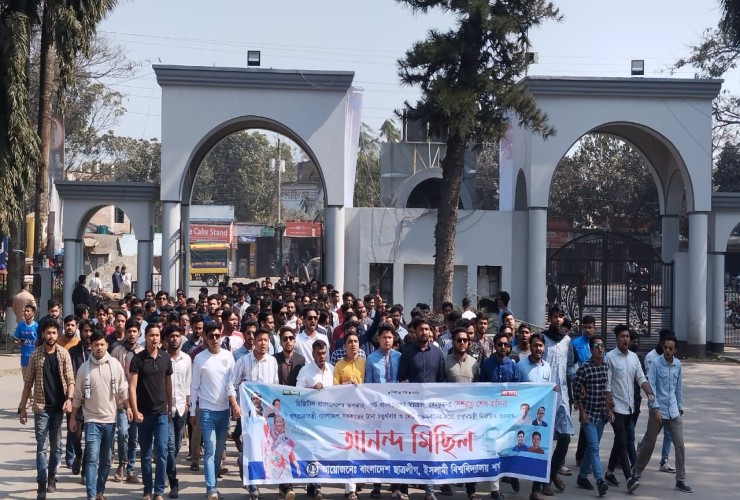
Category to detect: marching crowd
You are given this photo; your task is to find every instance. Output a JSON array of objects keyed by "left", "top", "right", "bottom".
[{"left": 11, "top": 278, "right": 690, "bottom": 500}]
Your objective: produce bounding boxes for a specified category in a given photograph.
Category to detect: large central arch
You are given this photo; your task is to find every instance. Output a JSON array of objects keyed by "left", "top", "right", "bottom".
[{"left": 154, "top": 65, "right": 362, "bottom": 293}]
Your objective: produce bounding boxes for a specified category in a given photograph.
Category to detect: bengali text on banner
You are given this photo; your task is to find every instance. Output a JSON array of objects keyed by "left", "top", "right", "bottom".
[{"left": 239, "top": 382, "right": 556, "bottom": 485}]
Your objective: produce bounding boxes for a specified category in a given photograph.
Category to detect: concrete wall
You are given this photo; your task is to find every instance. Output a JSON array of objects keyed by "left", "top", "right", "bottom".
[{"left": 344, "top": 208, "right": 529, "bottom": 315}]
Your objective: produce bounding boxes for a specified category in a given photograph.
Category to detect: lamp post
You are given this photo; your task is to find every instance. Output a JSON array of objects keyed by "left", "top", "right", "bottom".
[{"left": 269, "top": 138, "right": 286, "bottom": 276}]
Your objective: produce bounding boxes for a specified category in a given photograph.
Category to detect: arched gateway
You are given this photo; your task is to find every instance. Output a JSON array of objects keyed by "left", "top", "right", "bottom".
[{"left": 57, "top": 69, "right": 727, "bottom": 356}]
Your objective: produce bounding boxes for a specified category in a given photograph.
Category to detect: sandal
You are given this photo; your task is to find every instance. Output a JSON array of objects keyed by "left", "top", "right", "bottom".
[
  {"left": 391, "top": 492, "right": 409, "bottom": 500},
  {"left": 346, "top": 493, "right": 358, "bottom": 500}
]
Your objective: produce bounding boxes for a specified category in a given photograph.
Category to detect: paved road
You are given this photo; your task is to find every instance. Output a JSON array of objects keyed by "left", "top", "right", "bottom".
[{"left": 0, "top": 360, "right": 738, "bottom": 499}]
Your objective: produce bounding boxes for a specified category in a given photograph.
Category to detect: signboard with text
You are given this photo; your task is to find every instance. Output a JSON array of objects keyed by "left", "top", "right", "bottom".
[
  {"left": 239, "top": 382, "right": 555, "bottom": 485},
  {"left": 189, "top": 224, "right": 231, "bottom": 243}
]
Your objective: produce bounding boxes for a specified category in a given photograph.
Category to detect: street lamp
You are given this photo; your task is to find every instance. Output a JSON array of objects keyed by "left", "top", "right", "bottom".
[{"left": 269, "top": 139, "right": 286, "bottom": 276}]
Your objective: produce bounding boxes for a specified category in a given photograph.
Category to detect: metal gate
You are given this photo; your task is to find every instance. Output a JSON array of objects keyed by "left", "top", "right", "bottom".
[{"left": 548, "top": 232, "right": 673, "bottom": 344}]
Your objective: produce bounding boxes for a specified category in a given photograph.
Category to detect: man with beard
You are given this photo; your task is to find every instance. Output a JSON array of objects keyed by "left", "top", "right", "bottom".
[
  {"left": 129, "top": 325, "right": 173, "bottom": 500},
  {"left": 190, "top": 324, "right": 238, "bottom": 500},
  {"left": 18, "top": 317, "right": 76, "bottom": 500},
  {"left": 68, "top": 319, "right": 94, "bottom": 480},
  {"left": 69, "top": 330, "right": 130, "bottom": 500},
  {"left": 479, "top": 330, "right": 520, "bottom": 498},
  {"left": 295, "top": 307, "right": 329, "bottom": 366},
  {"left": 398, "top": 319, "right": 444, "bottom": 500},
  {"left": 183, "top": 314, "right": 205, "bottom": 357},
  {"left": 111, "top": 318, "right": 144, "bottom": 484},
  {"left": 539, "top": 305, "right": 575, "bottom": 494},
  {"left": 165, "top": 326, "right": 191, "bottom": 499},
  {"left": 517, "top": 333, "right": 553, "bottom": 500},
  {"left": 104, "top": 310, "right": 127, "bottom": 353},
  {"left": 230, "top": 328, "right": 279, "bottom": 499},
  {"left": 57, "top": 315, "right": 79, "bottom": 350},
  {"left": 296, "top": 340, "right": 334, "bottom": 500}
]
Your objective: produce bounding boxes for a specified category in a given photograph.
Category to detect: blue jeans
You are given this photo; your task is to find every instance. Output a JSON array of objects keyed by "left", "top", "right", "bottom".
[
  {"left": 116, "top": 409, "right": 138, "bottom": 473},
  {"left": 199, "top": 409, "right": 230, "bottom": 493},
  {"left": 84, "top": 422, "right": 115, "bottom": 499},
  {"left": 579, "top": 416, "right": 606, "bottom": 482},
  {"left": 138, "top": 413, "right": 169, "bottom": 495},
  {"left": 34, "top": 408, "right": 64, "bottom": 485},
  {"left": 167, "top": 411, "right": 188, "bottom": 485}
]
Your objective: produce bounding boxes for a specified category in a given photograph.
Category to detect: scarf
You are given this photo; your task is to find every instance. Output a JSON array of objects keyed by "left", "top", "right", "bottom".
[{"left": 83, "top": 352, "right": 117, "bottom": 400}]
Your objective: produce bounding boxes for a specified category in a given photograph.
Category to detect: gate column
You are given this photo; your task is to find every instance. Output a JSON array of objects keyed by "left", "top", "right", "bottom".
[
  {"left": 62, "top": 238, "right": 80, "bottom": 315},
  {"left": 161, "top": 201, "right": 181, "bottom": 294},
  {"left": 710, "top": 251, "right": 725, "bottom": 353},
  {"left": 325, "top": 206, "right": 345, "bottom": 292},
  {"left": 687, "top": 212, "right": 708, "bottom": 357},
  {"left": 527, "top": 207, "right": 547, "bottom": 325}
]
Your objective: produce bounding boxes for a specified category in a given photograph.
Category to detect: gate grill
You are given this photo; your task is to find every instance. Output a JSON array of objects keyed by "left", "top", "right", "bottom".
[{"left": 548, "top": 232, "right": 673, "bottom": 348}]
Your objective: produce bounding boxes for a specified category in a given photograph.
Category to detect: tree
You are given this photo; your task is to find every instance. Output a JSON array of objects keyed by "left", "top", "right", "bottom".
[
  {"left": 714, "top": 143, "right": 740, "bottom": 191},
  {"left": 380, "top": 118, "right": 401, "bottom": 142},
  {"left": 32, "top": 0, "right": 119, "bottom": 258},
  {"left": 0, "top": 5, "right": 39, "bottom": 234},
  {"left": 549, "top": 134, "right": 659, "bottom": 230},
  {"left": 396, "top": 0, "right": 560, "bottom": 308},
  {"left": 720, "top": 0, "right": 740, "bottom": 47},
  {"left": 354, "top": 123, "right": 383, "bottom": 207}
]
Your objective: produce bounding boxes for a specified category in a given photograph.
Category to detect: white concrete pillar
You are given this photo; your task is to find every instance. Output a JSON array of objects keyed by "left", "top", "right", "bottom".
[
  {"left": 527, "top": 207, "right": 547, "bottom": 326},
  {"left": 661, "top": 214, "right": 680, "bottom": 316},
  {"left": 62, "top": 238, "right": 79, "bottom": 316},
  {"left": 710, "top": 252, "right": 726, "bottom": 352},
  {"left": 181, "top": 204, "right": 191, "bottom": 293},
  {"left": 661, "top": 214, "right": 679, "bottom": 263},
  {"left": 137, "top": 239, "right": 154, "bottom": 295},
  {"left": 161, "top": 201, "right": 182, "bottom": 294},
  {"left": 324, "top": 206, "right": 345, "bottom": 292},
  {"left": 687, "top": 212, "right": 708, "bottom": 356}
]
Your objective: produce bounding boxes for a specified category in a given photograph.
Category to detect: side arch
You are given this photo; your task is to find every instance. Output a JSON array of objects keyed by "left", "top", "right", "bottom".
[{"left": 393, "top": 167, "right": 473, "bottom": 209}]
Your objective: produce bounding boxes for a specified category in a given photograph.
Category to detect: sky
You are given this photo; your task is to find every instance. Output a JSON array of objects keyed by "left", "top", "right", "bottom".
[{"left": 97, "top": 0, "right": 730, "bottom": 141}]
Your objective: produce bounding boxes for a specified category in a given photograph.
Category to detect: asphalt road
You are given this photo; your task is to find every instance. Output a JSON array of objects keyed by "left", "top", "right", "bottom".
[{"left": 0, "top": 361, "right": 737, "bottom": 499}]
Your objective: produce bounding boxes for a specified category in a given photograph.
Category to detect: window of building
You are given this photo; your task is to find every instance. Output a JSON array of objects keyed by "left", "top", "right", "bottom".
[
  {"left": 369, "top": 263, "right": 394, "bottom": 305},
  {"left": 114, "top": 207, "right": 125, "bottom": 224}
]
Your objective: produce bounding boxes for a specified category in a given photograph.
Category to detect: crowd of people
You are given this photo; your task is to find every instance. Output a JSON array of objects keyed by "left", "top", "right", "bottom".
[{"left": 11, "top": 277, "right": 691, "bottom": 500}]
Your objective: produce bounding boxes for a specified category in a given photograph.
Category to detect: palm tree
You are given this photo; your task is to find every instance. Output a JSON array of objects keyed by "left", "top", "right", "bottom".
[
  {"left": 32, "top": 0, "right": 119, "bottom": 256},
  {"left": 380, "top": 118, "right": 401, "bottom": 142}
]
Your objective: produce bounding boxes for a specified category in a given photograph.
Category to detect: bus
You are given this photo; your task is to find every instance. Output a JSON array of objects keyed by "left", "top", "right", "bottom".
[{"left": 190, "top": 242, "right": 229, "bottom": 286}]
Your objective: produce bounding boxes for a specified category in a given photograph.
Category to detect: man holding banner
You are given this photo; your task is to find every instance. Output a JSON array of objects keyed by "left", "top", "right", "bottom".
[{"left": 398, "top": 318, "right": 445, "bottom": 500}]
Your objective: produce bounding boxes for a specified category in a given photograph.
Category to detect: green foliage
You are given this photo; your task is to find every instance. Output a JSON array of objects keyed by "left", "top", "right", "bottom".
[
  {"left": 397, "top": 0, "right": 560, "bottom": 142},
  {"left": 720, "top": 0, "right": 740, "bottom": 48},
  {"left": 714, "top": 143, "right": 740, "bottom": 191},
  {"left": 354, "top": 123, "right": 382, "bottom": 207},
  {"left": 191, "top": 131, "right": 301, "bottom": 224},
  {"left": 379, "top": 119, "right": 401, "bottom": 142},
  {"left": 396, "top": 0, "right": 560, "bottom": 305},
  {"left": 0, "top": 10, "right": 39, "bottom": 234},
  {"left": 549, "top": 135, "right": 660, "bottom": 230}
]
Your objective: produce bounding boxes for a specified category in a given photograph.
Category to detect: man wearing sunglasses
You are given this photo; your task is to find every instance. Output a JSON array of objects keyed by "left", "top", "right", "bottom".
[
  {"left": 479, "top": 330, "right": 520, "bottom": 499},
  {"left": 295, "top": 307, "right": 329, "bottom": 366},
  {"left": 190, "top": 324, "right": 238, "bottom": 500},
  {"left": 573, "top": 335, "right": 609, "bottom": 496}
]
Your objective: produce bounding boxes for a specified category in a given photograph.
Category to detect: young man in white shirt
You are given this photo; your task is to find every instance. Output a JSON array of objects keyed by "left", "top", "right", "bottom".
[
  {"left": 296, "top": 339, "right": 333, "bottom": 500},
  {"left": 190, "top": 324, "right": 238, "bottom": 500},
  {"left": 165, "top": 326, "right": 191, "bottom": 499},
  {"left": 295, "top": 307, "right": 329, "bottom": 366},
  {"left": 230, "top": 328, "right": 279, "bottom": 499}
]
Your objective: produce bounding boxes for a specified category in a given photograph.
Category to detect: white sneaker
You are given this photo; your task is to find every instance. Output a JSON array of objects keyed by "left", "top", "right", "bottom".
[{"left": 660, "top": 460, "right": 676, "bottom": 473}]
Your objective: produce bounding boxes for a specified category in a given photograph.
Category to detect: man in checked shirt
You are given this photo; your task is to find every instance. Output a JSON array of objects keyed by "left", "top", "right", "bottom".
[{"left": 573, "top": 335, "right": 609, "bottom": 497}]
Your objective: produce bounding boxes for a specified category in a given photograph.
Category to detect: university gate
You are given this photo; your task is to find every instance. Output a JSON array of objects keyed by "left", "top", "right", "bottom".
[{"left": 548, "top": 232, "right": 673, "bottom": 345}]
